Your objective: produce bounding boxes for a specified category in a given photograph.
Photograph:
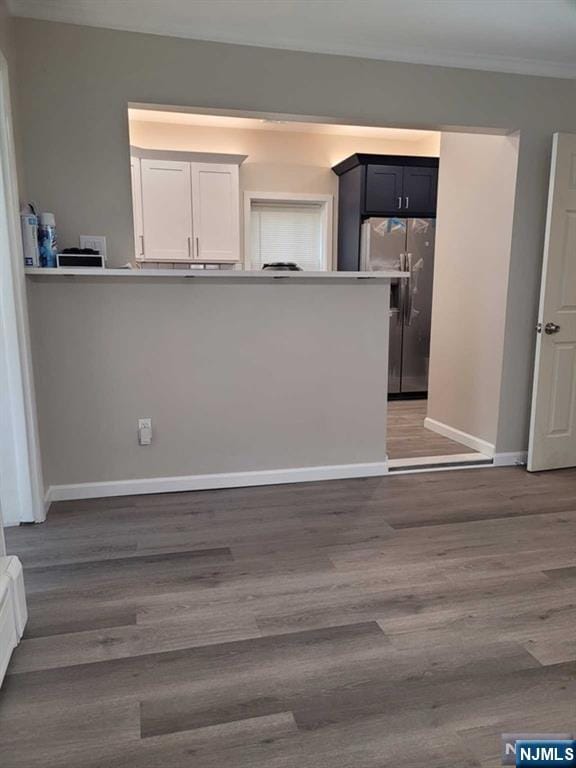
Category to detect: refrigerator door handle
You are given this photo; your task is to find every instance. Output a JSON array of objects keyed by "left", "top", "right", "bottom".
[
  {"left": 360, "top": 220, "right": 370, "bottom": 270},
  {"left": 398, "top": 252, "right": 407, "bottom": 326},
  {"left": 405, "top": 252, "right": 413, "bottom": 326}
]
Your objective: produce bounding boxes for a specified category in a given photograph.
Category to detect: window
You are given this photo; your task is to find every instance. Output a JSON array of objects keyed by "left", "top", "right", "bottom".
[{"left": 244, "top": 193, "right": 332, "bottom": 271}]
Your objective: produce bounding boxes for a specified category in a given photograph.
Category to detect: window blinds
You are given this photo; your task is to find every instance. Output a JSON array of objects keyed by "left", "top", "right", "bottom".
[{"left": 250, "top": 201, "right": 325, "bottom": 271}]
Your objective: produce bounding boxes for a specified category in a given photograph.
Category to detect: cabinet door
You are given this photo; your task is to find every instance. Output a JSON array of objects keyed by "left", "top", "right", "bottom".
[
  {"left": 364, "top": 165, "right": 404, "bottom": 214},
  {"left": 402, "top": 166, "right": 438, "bottom": 215},
  {"left": 130, "top": 157, "right": 144, "bottom": 259},
  {"left": 141, "top": 159, "right": 193, "bottom": 261},
  {"left": 191, "top": 163, "right": 240, "bottom": 262}
]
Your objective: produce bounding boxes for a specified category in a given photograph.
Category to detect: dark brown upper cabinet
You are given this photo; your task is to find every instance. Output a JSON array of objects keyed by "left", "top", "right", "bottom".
[
  {"left": 402, "top": 165, "right": 438, "bottom": 216},
  {"left": 332, "top": 154, "right": 439, "bottom": 270},
  {"left": 365, "top": 165, "right": 405, "bottom": 214}
]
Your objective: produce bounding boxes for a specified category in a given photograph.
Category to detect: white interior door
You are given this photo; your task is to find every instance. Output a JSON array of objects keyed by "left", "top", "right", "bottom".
[
  {"left": 191, "top": 163, "right": 239, "bottom": 262},
  {"left": 130, "top": 157, "right": 144, "bottom": 259},
  {"left": 528, "top": 132, "right": 576, "bottom": 471},
  {"left": 141, "top": 159, "right": 192, "bottom": 261}
]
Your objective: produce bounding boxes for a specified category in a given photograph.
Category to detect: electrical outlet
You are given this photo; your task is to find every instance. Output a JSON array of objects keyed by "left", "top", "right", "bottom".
[
  {"left": 138, "top": 418, "right": 152, "bottom": 446},
  {"left": 80, "top": 235, "right": 107, "bottom": 263}
]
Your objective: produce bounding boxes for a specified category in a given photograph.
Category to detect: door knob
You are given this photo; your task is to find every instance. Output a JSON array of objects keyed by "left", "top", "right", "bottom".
[{"left": 544, "top": 322, "right": 561, "bottom": 335}]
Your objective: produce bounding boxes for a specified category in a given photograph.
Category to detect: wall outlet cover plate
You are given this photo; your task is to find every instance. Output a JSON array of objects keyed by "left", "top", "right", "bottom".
[{"left": 80, "top": 235, "right": 107, "bottom": 263}]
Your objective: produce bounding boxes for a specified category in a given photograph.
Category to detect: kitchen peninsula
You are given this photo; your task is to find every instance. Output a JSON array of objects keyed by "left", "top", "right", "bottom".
[{"left": 25, "top": 268, "right": 402, "bottom": 501}]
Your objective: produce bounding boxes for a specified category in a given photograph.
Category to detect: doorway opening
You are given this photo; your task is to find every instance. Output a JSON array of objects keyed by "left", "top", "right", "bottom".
[
  {"left": 383, "top": 131, "right": 520, "bottom": 471},
  {"left": 126, "top": 105, "right": 519, "bottom": 473}
]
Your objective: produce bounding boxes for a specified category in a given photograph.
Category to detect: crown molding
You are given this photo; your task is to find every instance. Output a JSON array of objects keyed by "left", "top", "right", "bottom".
[{"left": 8, "top": 1, "right": 576, "bottom": 80}]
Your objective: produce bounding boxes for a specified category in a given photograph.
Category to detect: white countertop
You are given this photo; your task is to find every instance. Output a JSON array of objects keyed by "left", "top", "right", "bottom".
[{"left": 25, "top": 268, "right": 405, "bottom": 280}]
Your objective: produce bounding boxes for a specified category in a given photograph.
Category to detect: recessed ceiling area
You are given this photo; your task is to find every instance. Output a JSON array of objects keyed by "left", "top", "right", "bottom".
[
  {"left": 9, "top": 0, "right": 576, "bottom": 79},
  {"left": 128, "top": 109, "right": 438, "bottom": 142}
]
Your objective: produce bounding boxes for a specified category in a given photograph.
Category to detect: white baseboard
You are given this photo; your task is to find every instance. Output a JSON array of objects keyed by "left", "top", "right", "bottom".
[
  {"left": 424, "top": 417, "right": 495, "bottom": 457},
  {"left": 47, "top": 461, "right": 389, "bottom": 502},
  {"left": 493, "top": 451, "right": 528, "bottom": 467}
]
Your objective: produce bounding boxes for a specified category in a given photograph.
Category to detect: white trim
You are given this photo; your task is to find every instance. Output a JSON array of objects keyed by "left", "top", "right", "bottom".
[
  {"left": 130, "top": 146, "right": 247, "bottom": 166},
  {"left": 243, "top": 191, "right": 333, "bottom": 271},
  {"left": 388, "top": 452, "right": 492, "bottom": 469},
  {"left": 386, "top": 463, "right": 499, "bottom": 476},
  {"left": 0, "top": 51, "right": 45, "bottom": 524},
  {"left": 46, "top": 462, "right": 389, "bottom": 502},
  {"left": 493, "top": 451, "right": 528, "bottom": 467},
  {"left": 423, "top": 417, "right": 495, "bottom": 457}
]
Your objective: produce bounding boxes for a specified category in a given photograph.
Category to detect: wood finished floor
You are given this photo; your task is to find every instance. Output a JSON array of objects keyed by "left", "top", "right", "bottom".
[
  {"left": 2, "top": 466, "right": 576, "bottom": 767},
  {"left": 387, "top": 399, "right": 483, "bottom": 459}
]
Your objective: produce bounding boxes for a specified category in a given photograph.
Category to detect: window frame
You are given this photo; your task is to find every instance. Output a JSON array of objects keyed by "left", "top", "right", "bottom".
[{"left": 243, "top": 191, "right": 333, "bottom": 272}]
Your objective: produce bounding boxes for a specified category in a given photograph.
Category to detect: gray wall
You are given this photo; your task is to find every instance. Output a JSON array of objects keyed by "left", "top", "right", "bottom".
[
  {"left": 27, "top": 277, "right": 389, "bottom": 487},
  {"left": 427, "top": 132, "right": 519, "bottom": 448},
  {"left": 13, "top": 18, "right": 576, "bottom": 453}
]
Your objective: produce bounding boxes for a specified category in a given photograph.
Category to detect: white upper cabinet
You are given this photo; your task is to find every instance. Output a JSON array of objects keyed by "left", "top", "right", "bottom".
[
  {"left": 133, "top": 153, "right": 241, "bottom": 263},
  {"left": 130, "top": 157, "right": 144, "bottom": 258},
  {"left": 140, "top": 159, "right": 193, "bottom": 261},
  {"left": 191, "top": 163, "right": 240, "bottom": 262}
]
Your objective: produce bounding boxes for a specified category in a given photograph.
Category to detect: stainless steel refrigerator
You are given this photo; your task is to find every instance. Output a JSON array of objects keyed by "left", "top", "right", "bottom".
[{"left": 360, "top": 217, "right": 436, "bottom": 396}]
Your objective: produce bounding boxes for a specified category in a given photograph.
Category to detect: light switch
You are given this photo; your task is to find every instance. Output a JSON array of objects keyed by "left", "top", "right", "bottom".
[{"left": 138, "top": 418, "right": 152, "bottom": 445}]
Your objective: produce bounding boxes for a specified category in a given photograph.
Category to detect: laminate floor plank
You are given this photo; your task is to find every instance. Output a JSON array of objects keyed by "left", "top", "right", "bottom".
[
  {"left": 22, "top": 553, "right": 236, "bottom": 596},
  {"left": 24, "top": 600, "right": 138, "bottom": 639},
  {"left": 0, "top": 698, "right": 139, "bottom": 756},
  {"left": 543, "top": 564, "right": 576, "bottom": 583},
  {"left": 3, "top": 466, "right": 576, "bottom": 767},
  {"left": 1, "top": 622, "right": 386, "bottom": 708},
  {"left": 387, "top": 399, "right": 483, "bottom": 459},
  {"left": 9, "top": 614, "right": 263, "bottom": 674},
  {"left": 253, "top": 570, "right": 567, "bottom": 635},
  {"left": 139, "top": 639, "right": 537, "bottom": 738},
  {"left": 0, "top": 714, "right": 477, "bottom": 768}
]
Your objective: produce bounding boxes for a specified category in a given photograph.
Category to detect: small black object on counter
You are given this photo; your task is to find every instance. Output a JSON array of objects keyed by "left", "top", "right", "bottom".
[
  {"left": 261, "top": 262, "right": 302, "bottom": 271},
  {"left": 61, "top": 247, "right": 101, "bottom": 255}
]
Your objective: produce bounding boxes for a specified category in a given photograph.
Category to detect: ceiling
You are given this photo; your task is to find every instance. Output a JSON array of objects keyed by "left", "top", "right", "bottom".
[
  {"left": 9, "top": 0, "right": 576, "bottom": 79},
  {"left": 128, "top": 109, "right": 438, "bottom": 141}
]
